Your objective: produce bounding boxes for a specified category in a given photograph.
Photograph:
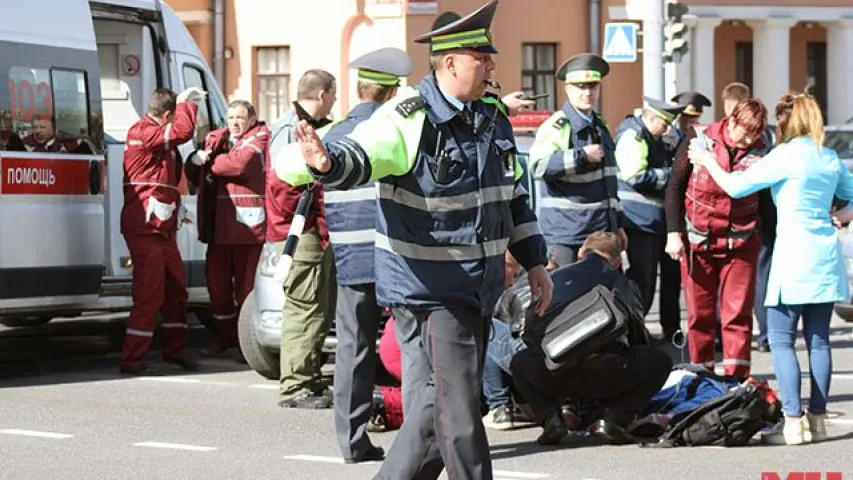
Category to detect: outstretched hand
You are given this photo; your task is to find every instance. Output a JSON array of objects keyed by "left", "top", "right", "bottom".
[
  {"left": 527, "top": 265, "right": 553, "bottom": 316},
  {"left": 293, "top": 120, "right": 331, "bottom": 173}
]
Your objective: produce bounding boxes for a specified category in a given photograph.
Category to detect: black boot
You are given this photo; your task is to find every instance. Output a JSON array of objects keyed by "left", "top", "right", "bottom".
[{"left": 536, "top": 411, "right": 569, "bottom": 446}]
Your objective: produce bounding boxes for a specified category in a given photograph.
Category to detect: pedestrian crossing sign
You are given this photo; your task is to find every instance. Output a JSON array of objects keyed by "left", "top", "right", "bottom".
[{"left": 603, "top": 22, "right": 638, "bottom": 63}]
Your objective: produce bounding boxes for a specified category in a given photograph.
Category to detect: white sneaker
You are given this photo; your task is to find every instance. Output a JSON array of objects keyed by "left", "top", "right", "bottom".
[
  {"left": 806, "top": 413, "right": 827, "bottom": 442},
  {"left": 761, "top": 416, "right": 806, "bottom": 445}
]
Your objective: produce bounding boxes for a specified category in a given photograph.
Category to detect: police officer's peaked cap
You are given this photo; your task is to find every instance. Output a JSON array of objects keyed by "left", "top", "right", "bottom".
[
  {"left": 348, "top": 47, "right": 413, "bottom": 87},
  {"left": 413, "top": 0, "right": 499, "bottom": 54},
  {"left": 644, "top": 96, "right": 687, "bottom": 125},
  {"left": 556, "top": 53, "right": 610, "bottom": 84},
  {"left": 671, "top": 91, "right": 712, "bottom": 117}
]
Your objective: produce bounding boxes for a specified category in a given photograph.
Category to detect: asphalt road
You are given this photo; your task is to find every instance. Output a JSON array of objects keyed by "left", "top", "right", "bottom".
[{"left": 2, "top": 312, "right": 853, "bottom": 479}]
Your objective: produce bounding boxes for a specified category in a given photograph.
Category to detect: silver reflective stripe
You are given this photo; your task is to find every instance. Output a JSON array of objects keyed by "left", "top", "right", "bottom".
[
  {"left": 238, "top": 143, "right": 263, "bottom": 155},
  {"left": 510, "top": 221, "right": 542, "bottom": 245},
  {"left": 329, "top": 229, "right": 375, "bottom": 245},
  {"left": 721, "top": 359, "right": 751, "bottom": 366},
  {"left": 330, "top": 141, "right": 357, "bottom": 188},
  {"left": 378, "top": 184, "right": 513, "bottom": 212},
  {"left": 562, "top": 151, "right": 577, "bottom": 175},
  {"left": 618, "top": 190, "right": 664, "bottom": 207},
  {"left": 125, "top": 181, "right": 180, "bottom": 192},
  {"left": 539, "top": 197, "right": 619, "bottom": 211},
  {"left": 561, "top": 166, "right": 619, "bottom": 183},
  {"left": 161, "top": 323, "right": 188, "bottom": 329},
  {"left": 212, "top": 313, "right": 238, "bottom": 320},
  {"left": 127, "top": 328, "right": 153, "bottom": 337},
  {"left": 217, "top": 194, "right": 264, "bottom": 199},
  {"left": 164, "top": 123, "right": 173, "bottom": 150},
  {"left": 513, "top": 182, "right": 528, "bottom": 199},
  {"left": 653, "top": 168, "right": 668, "bottom": 190},
  {"left": 127, "top": 139, "right": 143, "bottom": 147},
  {"left": 325, "top": 187, "right": 375, "bottom": 204},
  {"left": 375, "top": 233, "right": 509, "bottom": 262}
]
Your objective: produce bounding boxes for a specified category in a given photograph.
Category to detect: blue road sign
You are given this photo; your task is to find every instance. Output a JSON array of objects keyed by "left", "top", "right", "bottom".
[{"left": 603, "top": 22, "right": 638, "bottom": 63}]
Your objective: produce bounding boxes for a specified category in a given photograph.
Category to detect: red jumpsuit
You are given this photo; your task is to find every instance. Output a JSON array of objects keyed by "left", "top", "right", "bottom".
[
  {"left": 185, "top": 123, "right": 269, "bottom": 350},
  {"left": 120, "top": 102, "right": 198, "bottom": 368},
  {"left": 675, "top": 119, "right": 767, "bottom": 378}
]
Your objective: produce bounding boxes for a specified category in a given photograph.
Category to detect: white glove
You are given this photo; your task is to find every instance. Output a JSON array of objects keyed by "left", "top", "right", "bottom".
[
  {"left": 191, "top": 149, "right": 211, "bottom": 166},
  {"left": 177, "top": 87, "right": 207, "bottom": 103}
]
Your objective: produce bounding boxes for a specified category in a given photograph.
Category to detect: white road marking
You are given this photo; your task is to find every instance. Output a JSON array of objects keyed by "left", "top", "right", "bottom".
[
  {"left": 827, "top": 418, "right": 853, "bottom": 426},
  {"left": 0, "top": 429, "right": 73, "bottom": 439},
  {"left": 135, "top": 377, "right": 202, "bottom": 384},
  {"left": 282, "top": 455, "right": 549, "bottom": 477},
  {"left": 283, "top": 454, "right": 345, "bottom": 464},
  {"left": 249, "top": 384, "right": 279, "bottom": 390},
  {"left": 133, "top": 441, "right": 217, "bottom": 452}
]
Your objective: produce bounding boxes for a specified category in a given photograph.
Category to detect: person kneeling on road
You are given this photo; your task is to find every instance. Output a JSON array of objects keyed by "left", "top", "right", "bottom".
[{"left": 510, "top": 232, "right": 673, "bottom": 445}]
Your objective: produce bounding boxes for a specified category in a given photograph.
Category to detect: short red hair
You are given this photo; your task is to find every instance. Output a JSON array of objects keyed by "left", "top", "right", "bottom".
[{"left": 729, "top": 99, "right": 768, "bottom": 140}]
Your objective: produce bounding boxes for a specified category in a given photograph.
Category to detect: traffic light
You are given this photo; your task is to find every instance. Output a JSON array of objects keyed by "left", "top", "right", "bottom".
[{"left": 664, "top": 0, "right": 689, "bottom": 62}]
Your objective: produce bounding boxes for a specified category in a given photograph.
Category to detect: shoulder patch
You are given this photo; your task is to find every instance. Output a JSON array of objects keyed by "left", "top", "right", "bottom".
[
  {"left": 553, "top": 117, "right": 568, "bottom": 130},
  {"left": 396, "top": 96, "right": 426, "bottom": 117}
]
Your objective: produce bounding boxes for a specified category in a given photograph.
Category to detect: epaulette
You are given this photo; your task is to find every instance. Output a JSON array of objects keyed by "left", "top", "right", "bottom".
[
  {"left": 553, "top": 117, "right": 568, "bottom": 130},
  {"left": 396, "top": 96, "right": 426, "bottom": 117}
]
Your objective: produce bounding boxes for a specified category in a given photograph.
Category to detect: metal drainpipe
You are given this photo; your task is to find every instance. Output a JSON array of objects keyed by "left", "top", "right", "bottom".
[
  {"left": 213, "top": 0, "right": 225, "bottom": 89},
  {"left": 589, "top": 0, "right": 602, "bottom": 109}
]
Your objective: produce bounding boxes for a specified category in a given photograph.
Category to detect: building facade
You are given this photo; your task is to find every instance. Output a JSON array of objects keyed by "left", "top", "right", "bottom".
[{"left": 167, "top": 0, "right": 853, "bottom": 128}]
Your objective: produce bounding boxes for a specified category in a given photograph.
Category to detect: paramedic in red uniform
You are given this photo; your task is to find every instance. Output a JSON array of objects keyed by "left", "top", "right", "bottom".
[
  {"left": 119, "top": 87, "right": 204, "bottom": 376},
  {"left": 185, "top": 100, "right": 269, "bottom": 357},
  {"left": 23, "top": 117, "right": 93, "bottom": 154},
  {"left": 664, "top": 99, "right": 769, "bottom": 379}
]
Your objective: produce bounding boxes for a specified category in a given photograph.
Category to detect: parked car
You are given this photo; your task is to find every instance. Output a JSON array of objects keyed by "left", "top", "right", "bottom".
[{"left": 826, "top": 125, "right": 853, "bottom": 322}]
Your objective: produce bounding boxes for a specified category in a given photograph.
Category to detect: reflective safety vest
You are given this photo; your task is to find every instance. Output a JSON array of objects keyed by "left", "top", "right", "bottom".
[
  {"left": 528, "top": 105, "right": 622, "bottom": 247},
  {"left": 275, "top": 75, "right": 548, "bottom": 315},
  {"left": 614, "top": 115, "right": 670, "bottom": 235},
  {"left": 322, "top": 102, "right": 382, "bottom": 286}
]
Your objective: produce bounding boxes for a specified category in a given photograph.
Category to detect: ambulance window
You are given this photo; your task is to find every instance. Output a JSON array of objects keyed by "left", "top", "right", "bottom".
[
  {"left": 183, "top": 64, "right": 212, "bottom": 149},
  {"left": 4, "top": 67, "right": 94, "bottom": 154}
]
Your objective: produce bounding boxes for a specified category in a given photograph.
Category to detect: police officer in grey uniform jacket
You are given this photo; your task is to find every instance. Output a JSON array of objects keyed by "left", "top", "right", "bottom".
[{"left": 324, "top": 47, "right": 413, "bottom": 465}]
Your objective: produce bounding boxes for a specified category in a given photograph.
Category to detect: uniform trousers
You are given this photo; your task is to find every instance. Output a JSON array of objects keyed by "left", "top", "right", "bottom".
[
  {"left": 377, "top": 306, "right": 492, "bottom": 480},
  {"left": 681, "top": 235, "right": 760, "bottom": 378},
  {"left": 121, "top": 233, "right": 188, "bottom": 367},
  {"left": 205, "top": 243, "right": 262, "bottom": 348},
  {"left": 279, "top": 231, "right": 336, "bottom": 400},
  {"left": 510, "top": 344, "right": 672, "bottom": 426},
  {"left": 625, "top": 230, "right": 664, "bottom": 316},
  {"left": 333, "top": 282, "right": 383, "bottom": 460}
]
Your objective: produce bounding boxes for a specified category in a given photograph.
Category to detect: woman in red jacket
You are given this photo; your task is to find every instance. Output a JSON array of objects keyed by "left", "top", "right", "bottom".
[{"left": 664, "top": 100, "right": 770, "bottom": 379}]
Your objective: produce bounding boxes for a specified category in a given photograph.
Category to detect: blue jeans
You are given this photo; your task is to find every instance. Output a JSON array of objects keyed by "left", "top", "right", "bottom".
[
  {"left": 767, "top": 303, "right": 833, "bottom": 417},
  {"left": 482, "top": 319, "right": 527, "bottom": 408}
]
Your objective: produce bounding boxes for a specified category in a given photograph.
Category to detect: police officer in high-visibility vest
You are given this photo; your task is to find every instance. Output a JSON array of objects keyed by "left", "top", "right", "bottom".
[
  {"left": 323, "top": 47, "right": 413, "bottom": 465},
  {"left": 614, "top": 97, "right": 686, "bottom": 327},
  {"left": 528, "top": 54, "right": 627, "bottom": 266},
  {"left": 276, "top": 2, "right": 553, "bottom": 477}
]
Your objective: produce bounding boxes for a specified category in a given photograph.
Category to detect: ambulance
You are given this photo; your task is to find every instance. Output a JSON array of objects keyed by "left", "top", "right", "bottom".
[{"left": 0, "top": 0, "right": 226, "bottom": 326}]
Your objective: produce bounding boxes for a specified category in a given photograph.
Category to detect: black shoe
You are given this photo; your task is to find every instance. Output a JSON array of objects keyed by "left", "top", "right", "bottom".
[
  {"left": 119, "top": 363, "right": 162, "bottom": 376},
  {"left": 536, "top": 412, "right": 569, "bottom": 446},
  {"left": 756, "top": 340, "right": 771, "bottom": 353},
  {"left": 344, "top": 445, "right": 385, "bottom": 464},
  {"left": 278, "top": 392, "right": 332, "bottom": 409},
  {"left": 591, "top": 419, "right": 633, "bottom": 445},
  {"left": 162, "top": 353, "right": 201, "bottom": 371}
]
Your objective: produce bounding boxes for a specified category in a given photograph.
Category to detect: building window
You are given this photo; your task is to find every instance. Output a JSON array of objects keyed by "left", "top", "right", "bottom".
[
  {"left": 806, "top": 41, "right": 827, "bottom": 121},
  {"left": 521, "top": 43, "right": 556, "bottom": 110},
  {"left": 735, "top": 41, "right": 753, "bottom": 92},
  {"left": 255, "top": 47, "right": 290, "bottom": 122}
]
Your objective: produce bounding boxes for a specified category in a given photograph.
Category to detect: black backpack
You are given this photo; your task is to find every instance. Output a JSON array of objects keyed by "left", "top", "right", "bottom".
[{"left": 642, "top": 384, "right": 777, "bottom": 448}]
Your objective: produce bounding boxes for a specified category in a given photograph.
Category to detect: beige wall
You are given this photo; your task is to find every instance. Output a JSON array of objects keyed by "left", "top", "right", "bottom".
[{"left": 167, "top": 0, "right": 848, "bottom": 127}]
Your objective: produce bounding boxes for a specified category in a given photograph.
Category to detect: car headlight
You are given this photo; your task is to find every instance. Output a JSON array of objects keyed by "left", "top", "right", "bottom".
[{"left": 258, "top": 243, "right": 280, "bottom": 277}]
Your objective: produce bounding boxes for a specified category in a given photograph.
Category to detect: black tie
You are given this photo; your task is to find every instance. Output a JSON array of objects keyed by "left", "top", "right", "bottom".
[{"left": 461, "top": 106, "right": 474, "bottom": 128}]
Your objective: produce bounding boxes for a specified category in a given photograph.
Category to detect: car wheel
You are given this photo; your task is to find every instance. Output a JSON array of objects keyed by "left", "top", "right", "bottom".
[{"left": 238, "top": 290, "right": 280, "bottom": 379}]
